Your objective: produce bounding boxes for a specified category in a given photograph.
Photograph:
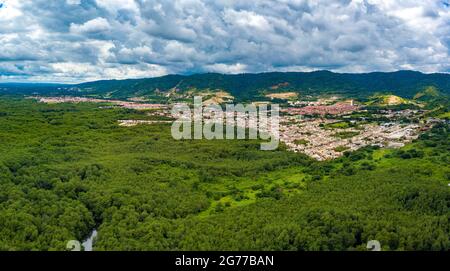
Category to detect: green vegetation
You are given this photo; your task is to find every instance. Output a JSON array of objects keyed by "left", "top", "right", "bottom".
[
  {"left": 366, "top": 94, "right": 412, "bottom": 106},
  {"left": 74, "top": 71, "right": 450, "bottom": 101},
  {"left": 334, "top": 146, "right": 350, "bottom": 152},
  {"left": 2, "top": 71, "right": 450, "bottom": 101},
  {"left": 322, "top": 121, "right": 363, "bottom": 130},
  {"left": 414, "top": 86, "right": 442, "bottom": 101},
  {"left": 333, "top": 131, "right": 360, "bottom": 139},
  {"left": 323, "top": 121, "right": 352, "bottom": 129},
  {"left": 294, "top": 139, "right": 309, "bottom": 146},
  {"left": 438, "top": 112, "right": 450, "bottom": 119},
  {"left": 0, "top": 97, "right": 449, "bottom": 251}
]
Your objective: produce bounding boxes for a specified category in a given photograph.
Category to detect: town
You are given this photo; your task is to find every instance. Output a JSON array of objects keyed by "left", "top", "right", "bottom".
[{"left": 32, "top": 95, "right": 443, "bottom": 161}]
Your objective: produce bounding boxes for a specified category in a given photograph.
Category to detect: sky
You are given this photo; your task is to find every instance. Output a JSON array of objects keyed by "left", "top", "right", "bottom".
[{"left": 0, "top": 0, "right": 449, "bottom": 83}]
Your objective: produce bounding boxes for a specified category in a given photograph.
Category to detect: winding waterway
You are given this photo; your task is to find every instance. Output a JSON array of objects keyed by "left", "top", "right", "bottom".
[{"left": 82, "top": 229, "right": 97, "bottom": 251}]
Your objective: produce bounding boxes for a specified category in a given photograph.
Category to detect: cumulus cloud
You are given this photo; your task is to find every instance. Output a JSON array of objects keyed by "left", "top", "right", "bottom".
[
  {"left": 0, "top": 0, "right": 448, "bottom": 82},
  {"left": 205, "top": 63, "right": 248, "bottom": 74},
  {"left": 50, "top": 62, "right": 168, "bottom": 82},
  {"left": 70, "top": 17, "right": 111, "bottom": 34}
]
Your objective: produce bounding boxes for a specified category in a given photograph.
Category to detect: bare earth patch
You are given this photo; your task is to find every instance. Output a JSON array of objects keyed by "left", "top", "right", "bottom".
[
  {"left": 385, "top": 95, "right": 405, "bottom": 105},
  {"left": 266, "top": 92, "right": 298, "bottom": 100},
  {"left": 203, "top": 91, "right": 234, "bottom": 105}
]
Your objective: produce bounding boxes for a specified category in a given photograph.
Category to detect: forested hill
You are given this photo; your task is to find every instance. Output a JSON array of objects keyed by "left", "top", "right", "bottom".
[
  {"left": 74, "top": 70, "right": 450, "bottom": 100},
  {"left": 1, "top": 71, "right": 450, "bottom": 100}
]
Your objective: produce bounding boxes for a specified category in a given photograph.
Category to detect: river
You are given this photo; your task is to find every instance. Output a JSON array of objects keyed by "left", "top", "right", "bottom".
[{"left": 82, "top": 229, "right": 97, "bottom": 251}]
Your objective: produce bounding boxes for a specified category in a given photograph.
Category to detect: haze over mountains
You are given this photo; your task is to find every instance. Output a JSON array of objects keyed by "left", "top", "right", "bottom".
[{"left": 1, "top": 70, "right": 449, "bottom": 101}]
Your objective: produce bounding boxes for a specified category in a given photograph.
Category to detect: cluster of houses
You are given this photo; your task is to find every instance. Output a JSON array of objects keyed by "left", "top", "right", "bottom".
[
  {"left": 283, "top": 101, "right": 358, "bottom": 116},
  {"left": 278, "top": 113, "right": 429, "bottom": 160},
  {"left": 30, "top": 96, "right": 166, "bottom": 110}
]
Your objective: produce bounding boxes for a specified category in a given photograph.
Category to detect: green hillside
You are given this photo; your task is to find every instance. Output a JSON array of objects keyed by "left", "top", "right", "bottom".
[
  {"left": 2, "top": 71, "right": 449, "bottom": 101},
  {"left": 414, "top": 86, "right": 443, "bottom": 101},
  {"left": 366, "top": 94, "right": 412, "bottom": 106},
  {"left": 73, "top": 71, "right": 450, "bottom": 101}
]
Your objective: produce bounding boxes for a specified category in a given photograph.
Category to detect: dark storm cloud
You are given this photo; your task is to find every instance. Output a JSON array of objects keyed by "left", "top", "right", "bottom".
[{"left": 0, "top": 0, "right": 449, "bottom": 82}]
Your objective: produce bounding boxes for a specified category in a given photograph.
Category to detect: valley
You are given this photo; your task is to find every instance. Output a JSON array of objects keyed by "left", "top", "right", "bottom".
[{"left": 0, "top": 93, "right": 449, "bottom": 251}]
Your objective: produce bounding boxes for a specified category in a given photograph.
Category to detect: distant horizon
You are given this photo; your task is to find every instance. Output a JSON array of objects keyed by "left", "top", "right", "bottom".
[{"left": 2, "top": 69, "right": 450, "bottom": 85}]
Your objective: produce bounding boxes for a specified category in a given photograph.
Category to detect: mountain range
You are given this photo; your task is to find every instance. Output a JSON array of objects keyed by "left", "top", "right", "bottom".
[{"left": 1, "top": 70, "right": 449, "bottom": 101}]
